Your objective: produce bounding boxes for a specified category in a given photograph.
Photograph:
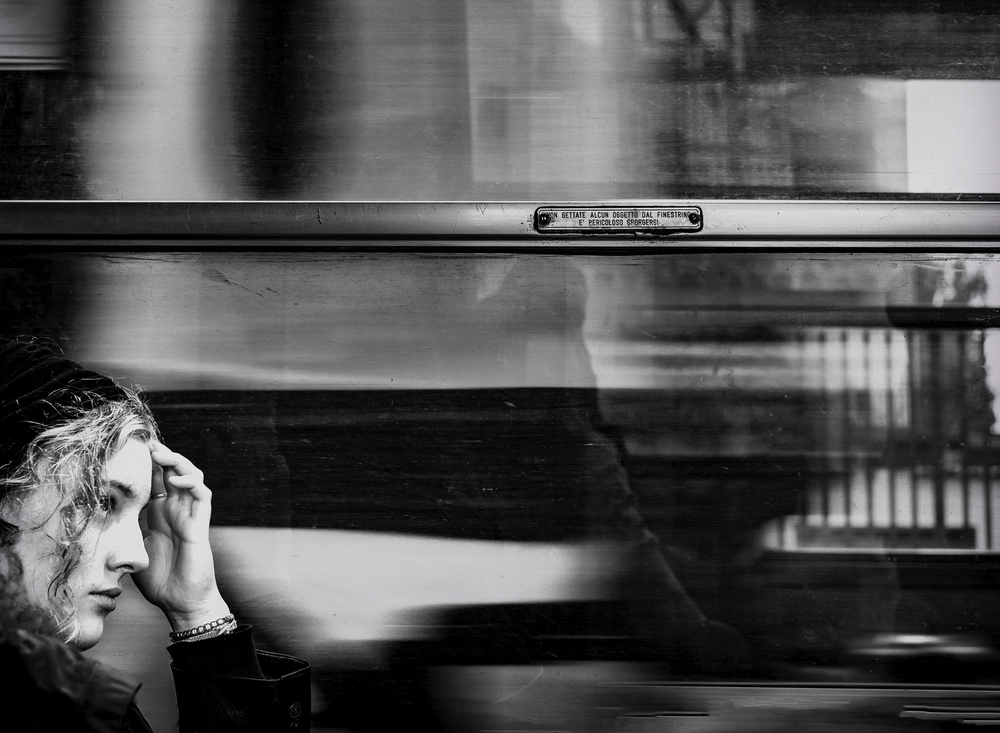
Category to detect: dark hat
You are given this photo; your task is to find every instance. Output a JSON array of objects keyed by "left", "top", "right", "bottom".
[{"left": 0, "top": 338, "right": 129, "bottom": 473}]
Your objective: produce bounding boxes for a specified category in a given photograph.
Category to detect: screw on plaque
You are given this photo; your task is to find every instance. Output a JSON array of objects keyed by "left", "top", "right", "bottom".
[
  {"left": 538, "top": 212, "right": 552, "bottom": 226},
  {"left": 688, "top": 212, "right": 701, "bottom": 225}
]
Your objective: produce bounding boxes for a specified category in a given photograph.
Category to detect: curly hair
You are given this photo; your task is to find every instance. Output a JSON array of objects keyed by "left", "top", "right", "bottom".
[{"left": 0, "top": 389, "right": 159, "bottom": 643}]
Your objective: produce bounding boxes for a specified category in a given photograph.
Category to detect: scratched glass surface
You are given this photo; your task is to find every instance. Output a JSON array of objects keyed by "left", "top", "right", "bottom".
[
  {"left": 1, "top": 0, "right": 999, "bottom": 199},
  {"left": 4, "top": 249, "right": 1000, "bottom": 732}
]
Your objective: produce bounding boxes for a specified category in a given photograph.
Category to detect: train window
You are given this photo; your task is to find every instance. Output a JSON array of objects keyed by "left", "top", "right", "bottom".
[
  {"left": 2, "top": 201, "right": 999, "bottom": 732},
  {"left": 3, "top": 2, "right": 999, "bottom": 732}
]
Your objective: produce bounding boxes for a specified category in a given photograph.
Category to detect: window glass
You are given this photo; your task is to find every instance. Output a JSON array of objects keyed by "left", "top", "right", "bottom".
[
  {"left": 6, "top": 246, "right": 1000, "bottom": 730},
  {"left": 5, "top": 249, "right": 1000, "bottom": 694},
  {"left": 2, "top": 2, "right": 998, "bottom": 198}
]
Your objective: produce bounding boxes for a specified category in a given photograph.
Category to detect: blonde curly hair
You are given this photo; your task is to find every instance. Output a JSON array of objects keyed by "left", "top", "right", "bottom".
[{"left": 0, "top": 390, "right": 159, "bottom": 643}]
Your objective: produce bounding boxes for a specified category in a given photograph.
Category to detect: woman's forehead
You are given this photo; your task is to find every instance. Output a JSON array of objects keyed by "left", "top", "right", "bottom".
[{"left": 106, "top": 437, "right": 152, "bottom": 499}]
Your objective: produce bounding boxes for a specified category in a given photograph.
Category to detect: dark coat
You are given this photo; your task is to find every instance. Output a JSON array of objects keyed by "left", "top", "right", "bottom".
[{"left": 0, "top": 626, "right": 309, "bottom": 732}]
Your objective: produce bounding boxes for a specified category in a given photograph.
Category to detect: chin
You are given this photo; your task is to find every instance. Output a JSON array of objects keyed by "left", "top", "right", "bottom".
[{"left": 73, "top": 617, "right": 106, "bottom": 650}]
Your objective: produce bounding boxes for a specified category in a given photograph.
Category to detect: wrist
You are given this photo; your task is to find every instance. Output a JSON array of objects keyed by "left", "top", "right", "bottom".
[
  {"left": 169, "top": 614, "right": 237, "bottom": 643},
  {"left": 164, "top": 592, "right": 232, "bottom": 634}
]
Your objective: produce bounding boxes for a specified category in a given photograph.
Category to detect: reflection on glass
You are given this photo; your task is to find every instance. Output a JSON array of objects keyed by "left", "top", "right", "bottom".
[
  {"left": 4, "top": 249, "right": 1000, "bottom": 731},
  {"left": 2, "top": 1, "right": 999, "bottom": 198}
]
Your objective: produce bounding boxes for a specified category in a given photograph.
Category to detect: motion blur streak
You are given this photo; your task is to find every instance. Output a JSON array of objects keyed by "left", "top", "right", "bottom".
[
  {"left": 71, "top": 254, "right": 600, "bottom": 390},
  {"left": 53, "top": 1, "right": 1000, "bottom": 200},
  {"left": 83, "top": 0, "right": 237, "bottom": 199},
  {"left": 211, "top": 528, "right": 622, "bottom": 657}
]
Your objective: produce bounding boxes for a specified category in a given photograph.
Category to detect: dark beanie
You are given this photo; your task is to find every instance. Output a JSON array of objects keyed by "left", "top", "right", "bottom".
[{"left": 0, "top": 339, "right": 129, "bottom": 474}]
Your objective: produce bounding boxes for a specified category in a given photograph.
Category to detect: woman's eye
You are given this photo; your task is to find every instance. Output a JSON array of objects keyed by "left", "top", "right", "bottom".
[{"left": 96, "top": 492, "right": 115, "bottom": 513}]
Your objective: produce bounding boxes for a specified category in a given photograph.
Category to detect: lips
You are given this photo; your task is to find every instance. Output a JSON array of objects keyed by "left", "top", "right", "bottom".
[{"left": 91, "top": 587, "right": 122, "bottom": 612}]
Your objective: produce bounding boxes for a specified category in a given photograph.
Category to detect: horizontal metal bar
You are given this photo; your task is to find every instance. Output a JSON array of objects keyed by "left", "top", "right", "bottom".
[
  {"left": 886, "top": 307, "right": 1000, "bottom": 329},
  {"left": 0, "top": 201, "right": 998, "bottom": 242},
  {"left": 642, "top": 306, "right": 1000, "bottom": 329}
]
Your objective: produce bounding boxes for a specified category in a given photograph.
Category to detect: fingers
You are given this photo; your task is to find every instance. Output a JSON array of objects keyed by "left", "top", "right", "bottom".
[
  {"left": 150, "top": 441, "right": 204, "bottom": 483},
  {"left": 165, "top": 472, "right": 213, "bottom": 506},
  {"left": 148, "top": 441, "right": 213, "bottom": 517},
  {"left": 144, "top": 463, "right": 170, "bottom": 526}
]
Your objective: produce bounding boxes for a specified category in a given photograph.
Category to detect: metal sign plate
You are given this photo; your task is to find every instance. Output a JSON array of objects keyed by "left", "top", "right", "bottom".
[{"left": 535, "top": 206, "right": 702, "bottom": 233}]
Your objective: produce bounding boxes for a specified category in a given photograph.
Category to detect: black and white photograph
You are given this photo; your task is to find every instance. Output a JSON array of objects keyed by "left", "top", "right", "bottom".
[{"left": 2, "top": 3, "right": 1000, "bottom": 732}]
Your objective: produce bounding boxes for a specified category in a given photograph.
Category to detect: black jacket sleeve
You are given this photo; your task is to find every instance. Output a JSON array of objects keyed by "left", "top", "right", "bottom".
[{"left": 167, "top": 626, "right": 310, "bottom": 733}]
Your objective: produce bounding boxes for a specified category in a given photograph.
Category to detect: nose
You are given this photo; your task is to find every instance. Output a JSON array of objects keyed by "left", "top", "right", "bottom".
[{"left": 107, "top": 517, "right": 150, "bottom": 575}]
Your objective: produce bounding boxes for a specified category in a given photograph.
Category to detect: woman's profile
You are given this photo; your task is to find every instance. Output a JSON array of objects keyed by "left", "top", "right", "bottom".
[{"left": 0, "top": 338, "right": 310, "bottom": 732}]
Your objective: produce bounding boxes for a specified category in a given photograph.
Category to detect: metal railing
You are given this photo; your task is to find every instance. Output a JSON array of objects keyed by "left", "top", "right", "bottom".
[{"left": 771, "top": 311, "right": 1000, "bottom": 551}]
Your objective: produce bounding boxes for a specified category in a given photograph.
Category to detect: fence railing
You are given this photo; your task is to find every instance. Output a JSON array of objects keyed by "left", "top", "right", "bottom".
[{"left": 768, "top": 310, "right": 1000, "bottom": 551}]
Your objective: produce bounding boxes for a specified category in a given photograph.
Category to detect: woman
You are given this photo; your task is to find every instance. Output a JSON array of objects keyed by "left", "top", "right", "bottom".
[{"left": 0, "top": 338, "right": 310, "bottom": 732}]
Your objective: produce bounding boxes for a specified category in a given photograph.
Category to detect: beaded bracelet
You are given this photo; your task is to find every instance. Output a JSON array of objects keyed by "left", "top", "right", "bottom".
[{"left": 170, "top": 614, "right": 237, "bottom": 643}]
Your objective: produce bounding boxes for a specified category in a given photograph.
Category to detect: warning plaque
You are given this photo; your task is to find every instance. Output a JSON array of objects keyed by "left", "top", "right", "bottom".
[{"left": 535, "top": 206, "right": 702, "bottom": 233}]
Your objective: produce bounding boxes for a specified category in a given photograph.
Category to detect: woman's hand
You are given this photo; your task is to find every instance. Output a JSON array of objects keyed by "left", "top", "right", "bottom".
[{"left": 133, "top": 440, "right": 231, "bottom": 633}]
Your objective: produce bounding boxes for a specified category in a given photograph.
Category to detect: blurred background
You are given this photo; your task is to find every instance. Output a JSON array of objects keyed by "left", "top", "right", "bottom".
[
  {"left": 2, "top": 0, "right": 1000, "bottom": 199},
  {"left": 2, "top": 246, "right": 1000, "bottom": 732},
  {"left": 3, "top": 1, "right": 1000, "bottom": 732}
]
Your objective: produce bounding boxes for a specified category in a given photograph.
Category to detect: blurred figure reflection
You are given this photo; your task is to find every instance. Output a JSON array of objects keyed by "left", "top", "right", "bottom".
[
  {"left": 469, "top": 258, "right": 747, "bottom": 668},
  {"left": 294, "top": 257, "right": 747, "bottom": 731}
]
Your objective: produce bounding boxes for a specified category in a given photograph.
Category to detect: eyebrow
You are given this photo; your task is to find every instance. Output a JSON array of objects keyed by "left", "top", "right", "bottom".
[{"left": 108, "top": 479, "right": 139, "bottom": 502}]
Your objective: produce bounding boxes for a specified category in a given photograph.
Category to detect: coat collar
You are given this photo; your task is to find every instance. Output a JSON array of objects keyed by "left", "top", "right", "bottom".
[{"left": 1, "top": 626, "right": 140, "bottom": 733}]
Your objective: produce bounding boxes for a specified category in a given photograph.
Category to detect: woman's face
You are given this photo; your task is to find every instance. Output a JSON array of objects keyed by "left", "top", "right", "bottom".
[{"left": 13, "top": 437, "right": 152, "bottom": 649}]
